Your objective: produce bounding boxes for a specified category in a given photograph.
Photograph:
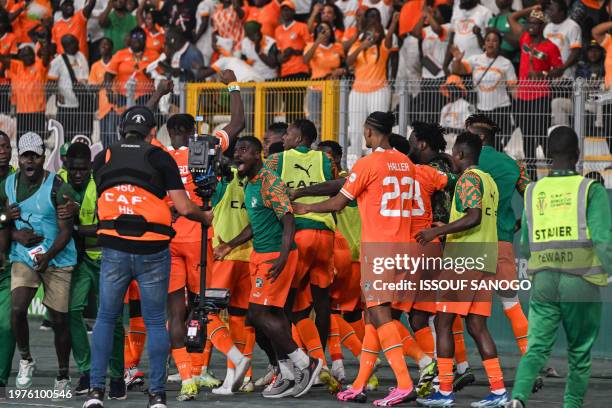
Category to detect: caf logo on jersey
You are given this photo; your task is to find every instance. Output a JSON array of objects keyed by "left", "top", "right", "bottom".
[{"left": 536, "top": 191, "right": 547, "bottom": 216}]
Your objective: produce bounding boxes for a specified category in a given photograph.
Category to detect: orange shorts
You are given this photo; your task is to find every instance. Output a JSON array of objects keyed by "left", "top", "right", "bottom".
[
  {"left": 292, "top": 229, "right": 335, "bottom": 311},
  {"left": 331, "top": 251, "right": 362, "bottom": 312},
  {"left": 436, "top": 270, "right": 493, "bottom": 317},
  {"left": 123, "top": 280, "right": 141, "bottom": 303},
  {"left": 249, "top": 250, "right": 299, "bottom": 308},
  {"left": 211, "top": 259, "right": 251, "bottom": 310},
  {"left": 413, "top": 241, "right": 444, "bottom": 314},
  {"left": 169, "top": 241, "right": 202, "bottom": 294},
  {"left": 496, "top": 241, "right": 517, "bottom": 283}
]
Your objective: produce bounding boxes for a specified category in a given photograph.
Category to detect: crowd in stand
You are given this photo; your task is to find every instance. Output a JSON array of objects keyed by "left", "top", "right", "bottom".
[{"left": 0, "top": 0, "right": 611, "bottom": 162}]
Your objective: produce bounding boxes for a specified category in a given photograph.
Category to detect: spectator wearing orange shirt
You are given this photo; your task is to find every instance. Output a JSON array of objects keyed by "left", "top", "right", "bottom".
[
  {"left": 307, "top": 2, "right": 345, "bottom": 40},
  {"left": 275, "top": 0, "right": 312, "bottom": 123},
  {"left": 104, "top": 27, "right": 159, "bottom": 112},
  {"left": 246, "top": 0, "right": 281, "bottom": 38},
  {"left": 212, "top": 0, "right": 246, "bottom": 56},
  {"left": 346, "top": 11, "right": 399, "bottom": 166},
  {"left": 52, "top": 0, "right": 96, "bottom": 59},
  {"left": 1, "top": 44, "right": 50, "bottom": 139},
  {"left": 0, "top": 13, "right": 17, "bottom": 113},
  {"left": 89, "top": 37, "right": 118, "bottom": 147},
  {"left": 592, "top": 3, "right": 612, "bottom": 149},
  {"left": 303, "top": 22, "right": 345, "bottom": 131},
  {"left": 137, "top": 1, "right": 165, "bottom": 55}
]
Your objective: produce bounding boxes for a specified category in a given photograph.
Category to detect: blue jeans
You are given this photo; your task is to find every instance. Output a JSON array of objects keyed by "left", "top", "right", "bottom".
[
  {"left": 90, "top": 248, "right": 170, "bottom": 393},
  {"left": 100, "top": 111, "right": 119, "bottom": 149}
]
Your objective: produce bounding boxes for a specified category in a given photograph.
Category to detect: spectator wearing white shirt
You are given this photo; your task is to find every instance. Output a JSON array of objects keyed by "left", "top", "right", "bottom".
[
  {"left": 439, "top": 75, "right": 475, "bottom": 133},
  {"left": 361, "top": 0, "right": 392, "bottom": 27},
  {"left": 544, "top": 0, "right": 582, "bottom": 78},
  {"left": 335, "top": 0, "right": 359, "bottom": 31},
  {"left": 445, "top": 0, "right": 493, "bottom": 70},
  {"left": 451, "top": 28, "right": 517, "bottom": 149},
  {"left": 242, "top": 21, "right": 279, "bottom": 81},
  {"left": 545, "top": 0, "right": 582, "bottom": 127},
  {"left": 410, "top": 3, "right": 453, "bottom": 123},
  {"left": 194, "top": 0, "right": 216, "bottom": 65},
  {"left": 47, "top": 34, "right": 92, "bottom": 139}
]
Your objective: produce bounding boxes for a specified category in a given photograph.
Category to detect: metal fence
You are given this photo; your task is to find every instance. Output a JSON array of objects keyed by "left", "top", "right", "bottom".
[{"left": 0, "top": 78, "right": 610, "bottom": 186}]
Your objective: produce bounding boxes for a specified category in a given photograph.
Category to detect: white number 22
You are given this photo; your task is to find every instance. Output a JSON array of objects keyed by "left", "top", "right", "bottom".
[{"left": 380, "top": 176, "right": 425, "bottom": 217}]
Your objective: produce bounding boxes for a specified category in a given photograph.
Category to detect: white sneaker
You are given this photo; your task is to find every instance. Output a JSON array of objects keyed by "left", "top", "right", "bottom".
[
  {"left": 255, "top": 364, "right": 277, "bottom": 387},
  {"left": 212, "top": 368, "right": 234, "bottom": 396},
  {"left": 52, "top": 377, "right": 71, "bottom": 401},
  {"left": 331, "top": 360, "right": 346, "bottom": 383},
  {"left": 167, "top": 373, "right": 181, "bottom": 383},
  {"left": 16, "top": 360, "right": 36, "bottom": 389}
]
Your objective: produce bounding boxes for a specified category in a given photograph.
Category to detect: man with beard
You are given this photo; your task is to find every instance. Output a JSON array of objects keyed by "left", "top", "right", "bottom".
[
  {"left": 1, "top": 132, "right": 77, "bottom": 396},
  {"left": 233, "top": 136, "right": 323, "bottom": 399}
]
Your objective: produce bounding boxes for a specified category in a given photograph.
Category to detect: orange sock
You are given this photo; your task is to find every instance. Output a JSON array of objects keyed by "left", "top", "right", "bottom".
[
  {"left": 295, "top": 318, "right": 327, "bottom": 366},
  {"left": 128, "top": 316, "right": 146, "bottom": 366},
  {"left": 190, "top": 351, "right": 204, "bottom": 377},
  {"left": 352, "top": 324, "right": 380, "bottom": 390},
  {"left": 228, "top": 315, "right": 246, "bottom": 369},
  {"left": 336, "top": 315, "right": 362, "bottom": 358},
  {"left": 452, "top": 317, "right": 468, "bottom": 365},
  {"left": 414, "top": 327, "right": 435, "bottom": 358},
  {"left": 393, "top": 320, "right": 426, "bottom": 364},
  {"left": 208, "top": 314, "right": 235, "bottom": 356},
  {"left": 482, "top": 357, "right": 505, "bottom": 392},
  {"left": 328, "top": 314, "right": 342, "bottom": 362},
  {"left": 202, "top": 339, "right": 213, "bottom": 368},
  {"left": 438, "top": 357, "right": 454, "bottom": 393},
  {"left": 503, "top": 303, "right": 529, "bottom": 355},
  {"left": 349, "top": 318, "right": 365, "bottom": 341},
  {"left": 124, "top": 334, "right": 136, "bottom": 368},
  {"left": 377, "top": 321, "right": 413, "bottom": 390},
  {"left": 244, "top": 325, "right": 256, "bottom": 377},
  {"left": 292, "top": 324, "right": 305, "bottom": 350},
  {"left": 171, "top": 347, "right": 193, "bottom": 381}
]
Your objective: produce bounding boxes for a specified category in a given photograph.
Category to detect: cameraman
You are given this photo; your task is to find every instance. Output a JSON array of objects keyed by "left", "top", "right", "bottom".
[{"left": 84, "top": 69, "right": 244, "bottom": 408}]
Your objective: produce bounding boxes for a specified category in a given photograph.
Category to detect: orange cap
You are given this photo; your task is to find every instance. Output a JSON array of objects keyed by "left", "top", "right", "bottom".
[
  {"left": 440, "top": 74, "right": 467, "bottom": 98},
  {"left": 280, "top": 0, "right": 296, "bottom": 10}
]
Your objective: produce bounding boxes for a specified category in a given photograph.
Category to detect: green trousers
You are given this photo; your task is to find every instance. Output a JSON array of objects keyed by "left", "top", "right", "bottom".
[
  {"left": 69, "top": 256, "right": 124, "bottom": 379},
  {"left": 0, "top": 270, "right": 16, "bottom": 384},
  {"left": 512, "top": 271, "right": 602, "bottom": 408}
]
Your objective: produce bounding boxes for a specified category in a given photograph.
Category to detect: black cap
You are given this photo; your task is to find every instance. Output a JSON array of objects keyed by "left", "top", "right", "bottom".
[{"left": 122, "top": 106, "right": 156, "bottom": 137}]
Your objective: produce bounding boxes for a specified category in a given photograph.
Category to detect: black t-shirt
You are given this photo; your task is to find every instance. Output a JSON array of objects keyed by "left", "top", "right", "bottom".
[{"left": 93, "top": 145, "right": 185, "bottom": 255}]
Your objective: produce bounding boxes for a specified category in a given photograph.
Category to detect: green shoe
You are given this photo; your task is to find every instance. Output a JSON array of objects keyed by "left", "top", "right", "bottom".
[
  {"left": 417, "top": 360, "right": 437, "bottom": 398},
  {"left": 198, "top": 369, "right": 222, "bottom": 388},
  {"left": 177, "top": 380, "right": 198, "bottom": 401}
]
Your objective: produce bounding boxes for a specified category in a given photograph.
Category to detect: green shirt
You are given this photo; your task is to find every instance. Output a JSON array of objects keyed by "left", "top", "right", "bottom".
[
  {"left": 264, "top": 145, "right": 333, "bottom": 231},
  {"left": 244, "top": 166, "right": 296, "bottom": 253},
  {"left": 520, "top": 170, "right": 612, "bottom": 276},
  {"left": 479, "top": 145, "right": 530, "bottom": 243},
  {"left": 104, "top": 11, "right": 137, "bottom": 53},
  {"left": 0, "top": 166, "right": 15, "bottom": 275},
  {"left": 488, "top": 13, "right": 523, "bottom": 61}
]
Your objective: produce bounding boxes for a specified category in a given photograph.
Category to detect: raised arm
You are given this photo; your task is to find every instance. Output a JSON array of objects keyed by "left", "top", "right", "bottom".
[
  {"left": 217, "top": 69, "right": 245, "bottom": 144},
  {"left": 307, "top": 3, "right": 323, "bottom": 33},
  {"left": 83, "top": 0, "right": 97, "bottom": 19},
  {"left": 99, "top": 0, "right": 113, "bottom": 28},
  {"left": 449, "top": 45, "right": 468, "bottom": 75},
  {"left": 592, "top": 21, "right": 612, "bottom": 44},
  {"left": 508, "top": 6, "right": 536, "bottom": 38},
  {"left": 136, "top": 0, "right": 146, "bottom": 27},
  {"left": 385, "top": 11, "right": 400, "bottom": 50}
]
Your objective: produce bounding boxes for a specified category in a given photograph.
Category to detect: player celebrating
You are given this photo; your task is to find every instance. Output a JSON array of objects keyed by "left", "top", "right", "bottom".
[
  {"left": 233, "top": 136, "right": 323, "bottom": 399},
  {"left": 416, "top": 132, "right": 508, "bottom": 408},
  {"left": 293, "top": 112, "right": 417, "bottom": 407},
  {"left": 165, "top": 109, "right": 249, "bottom": 400},
  {"left": 264, "top": 119, "right": 338, "bottom": 390}
]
